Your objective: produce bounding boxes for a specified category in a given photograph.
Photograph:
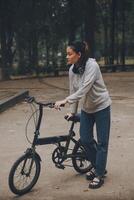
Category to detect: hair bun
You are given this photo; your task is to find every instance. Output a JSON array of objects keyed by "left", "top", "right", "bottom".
[{"left": 68, "top": 41, "right": 88, "bottom": 54}]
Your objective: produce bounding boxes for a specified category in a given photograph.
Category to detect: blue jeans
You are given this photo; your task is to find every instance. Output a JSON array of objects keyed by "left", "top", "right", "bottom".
[{"left": 80, "top": 106, "right": 111, "bottom": 177}]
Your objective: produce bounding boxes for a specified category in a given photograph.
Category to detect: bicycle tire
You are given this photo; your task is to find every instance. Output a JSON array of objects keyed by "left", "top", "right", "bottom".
[
  {"left": 8, "top": 153, "right": 41, "bottom": 195},
  {"left": 72, "top": 139, "right": 92, "bottom": 174}
]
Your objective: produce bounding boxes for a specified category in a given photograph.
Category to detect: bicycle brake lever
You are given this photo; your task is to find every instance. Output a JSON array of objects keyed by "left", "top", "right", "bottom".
[{"left": 48, "top": 103, "right": 55, "bottom": 108}]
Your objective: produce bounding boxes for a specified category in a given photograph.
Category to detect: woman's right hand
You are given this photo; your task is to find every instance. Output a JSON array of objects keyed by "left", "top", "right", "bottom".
[
  {"left": 65, "top": 113, "right": 74, "bottom": 121},
  {"left": 54, "top": 99, "right": 67, "bottom": 110}
]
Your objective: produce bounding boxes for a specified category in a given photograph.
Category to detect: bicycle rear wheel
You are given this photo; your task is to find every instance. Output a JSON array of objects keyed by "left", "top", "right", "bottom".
[
  {"left": 72, "top": 140, "right": 92, "bottom": 174},
  {"left": 9, "top": 153, "right": 41, "bottom": 195}
]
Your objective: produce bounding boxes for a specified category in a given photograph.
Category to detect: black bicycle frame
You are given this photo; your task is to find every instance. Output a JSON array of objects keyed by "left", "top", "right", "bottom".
[{"left": 32, "top": 104, "right": 78, "bottom": 149}]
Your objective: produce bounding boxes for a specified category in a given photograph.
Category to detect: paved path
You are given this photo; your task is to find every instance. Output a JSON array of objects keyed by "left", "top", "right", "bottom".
[{"left": 0, "top": 72, "right": 134, "bottom": 200}]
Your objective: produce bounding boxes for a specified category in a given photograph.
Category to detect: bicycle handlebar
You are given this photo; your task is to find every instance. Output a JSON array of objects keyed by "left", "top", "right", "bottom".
[
  {"left": 25, "top": 96, "right": 79, "bottom": 123},
  {"left": 25, "top": 96, "right": 65, "bottom": 108},
  {"left": 25, "top": 96, "right": 55, "bottom": 108}
]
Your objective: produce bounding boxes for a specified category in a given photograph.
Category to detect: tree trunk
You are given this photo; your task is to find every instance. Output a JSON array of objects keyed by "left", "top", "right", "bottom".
[
  {"left": 104, "top": 17, "right": 109, "bottom": 64},
  {"left": 30, "top": 0, "right": 39, "bottom": 75},
  {"left": 115, "top": 7, "right": 119, "bottom": 65},
  {"left": 31, "top": 31, "right": 38, "bottom": 74},
  {"left": 84, "top": 0, "right": 96, "bottom": 57},
  {"left": 121, "top": 0, "right": 126, "bottom": 70},
  {"left": 0, "top": 1, "right": 10, "bottom": 79},
  {"left": 68, "top": 0, "right": 76, "bottom": 42},
  {"left": 110, "top": 0, "right": 116, "bottom": 71},
  {"left": 52, "top": 46, "right": 59, "bottom": 76},
  {"left": 46, "top": 41, "right": 50, "bottom": 67},
  {"left": 17, "top": 36, "right": 25, "bottom": 74},
  {"left": 0, "top": 20, "right": 7, "bottom": 66}
]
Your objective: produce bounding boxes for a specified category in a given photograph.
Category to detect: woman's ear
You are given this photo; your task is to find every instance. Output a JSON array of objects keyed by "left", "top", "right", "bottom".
[{"left": 78, "top": 52, "right": 81, "bottom": 58}]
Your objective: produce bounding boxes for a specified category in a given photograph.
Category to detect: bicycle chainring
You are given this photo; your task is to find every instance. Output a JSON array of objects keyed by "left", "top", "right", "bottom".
[{"left": 52, "top": 146, "right": 65, "bottom": 164}]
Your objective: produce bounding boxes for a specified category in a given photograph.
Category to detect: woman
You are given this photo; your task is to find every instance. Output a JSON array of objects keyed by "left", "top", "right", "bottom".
[{"left": 54, "top": 41, "right": 111, "bottom": 189}]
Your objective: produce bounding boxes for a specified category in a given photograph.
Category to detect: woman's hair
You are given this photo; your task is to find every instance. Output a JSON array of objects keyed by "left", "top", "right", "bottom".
[{"left": 68, "top": 41, "right": 89, "bottom": 74}]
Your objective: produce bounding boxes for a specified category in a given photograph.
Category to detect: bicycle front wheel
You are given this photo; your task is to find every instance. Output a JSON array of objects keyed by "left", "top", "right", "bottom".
[
  {"left": 72, "top": 140, "right": 92, "bottom": 174},
  {"left": 9, "top": 153, "right": 41, "bottom": 195}
]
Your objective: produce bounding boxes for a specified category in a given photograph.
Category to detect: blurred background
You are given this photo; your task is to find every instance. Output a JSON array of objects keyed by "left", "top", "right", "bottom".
[{"left": 0, "top": 0, "right": 134, "bottom": 80}]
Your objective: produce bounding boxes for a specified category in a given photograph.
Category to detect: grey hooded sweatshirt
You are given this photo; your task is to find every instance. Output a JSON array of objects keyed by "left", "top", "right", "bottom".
[{"left": 66, "top": 58, "right": 111, "bottom": 114}]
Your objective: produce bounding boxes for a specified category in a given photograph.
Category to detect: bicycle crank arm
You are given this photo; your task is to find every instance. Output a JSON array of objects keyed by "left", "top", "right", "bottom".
[{"left": 55, "top": 164, "right": 65, "bottom": 170}]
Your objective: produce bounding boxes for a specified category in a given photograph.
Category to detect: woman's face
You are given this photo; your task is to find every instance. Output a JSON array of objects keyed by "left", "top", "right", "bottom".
[{"left": 66, "top": 47, "right": 81, "bottom": 65}]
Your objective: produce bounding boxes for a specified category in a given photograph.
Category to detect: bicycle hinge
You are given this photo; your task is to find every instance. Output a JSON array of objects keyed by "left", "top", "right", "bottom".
[{"left": 34, "top": 130, "right": 40, "bottom": 136}]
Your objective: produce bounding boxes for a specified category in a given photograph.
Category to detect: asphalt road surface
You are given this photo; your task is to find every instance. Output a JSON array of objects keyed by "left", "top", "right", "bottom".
[{"left": 0, "top": 72, "right": 134, "bottom": 200}]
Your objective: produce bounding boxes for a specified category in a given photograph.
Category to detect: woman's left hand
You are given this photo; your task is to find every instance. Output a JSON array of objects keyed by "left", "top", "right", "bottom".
[{"left": 54, "top": 99, "right": 67, "bottom": 110}]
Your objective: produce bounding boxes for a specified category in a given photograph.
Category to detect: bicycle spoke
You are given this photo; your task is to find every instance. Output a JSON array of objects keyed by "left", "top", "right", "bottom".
[{"left": 13, "top": 158, "right": 36, "bottom": 190}]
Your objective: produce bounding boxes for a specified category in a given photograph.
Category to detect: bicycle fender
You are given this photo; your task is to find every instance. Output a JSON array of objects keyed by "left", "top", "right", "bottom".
[
  {"left": 35, "top": 152, "right": 41, "bottom": 162},
  {"left": 34, "top": 152, "right": 42, "bottom": 162}
]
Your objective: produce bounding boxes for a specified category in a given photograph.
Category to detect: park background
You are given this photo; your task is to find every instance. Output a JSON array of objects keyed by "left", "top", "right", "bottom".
[
  {"left": 0, "top": 0, "right": 134, "bottom": 79},
  {"left": 0, "top": 1, "right": 134, "bottom": 200}
]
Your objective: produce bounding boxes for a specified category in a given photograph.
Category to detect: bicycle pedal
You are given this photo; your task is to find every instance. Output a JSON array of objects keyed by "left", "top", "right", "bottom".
[{"left": 55, "top": 164, "right": 65, "bottom": 170}]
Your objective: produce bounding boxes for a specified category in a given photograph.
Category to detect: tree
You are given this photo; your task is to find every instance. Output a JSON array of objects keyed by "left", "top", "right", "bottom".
[
  {"left": 96, "top": 0, "right": 111, "bottom": 64},
  {"left": 84, "top": 0, "right": 96, "bottom": 57},
  {"left": 0, "top": 0, "right": 15, "bottom": 79},
  {"left": 0, "top": 0, "right": 134, "bottom": 80}
]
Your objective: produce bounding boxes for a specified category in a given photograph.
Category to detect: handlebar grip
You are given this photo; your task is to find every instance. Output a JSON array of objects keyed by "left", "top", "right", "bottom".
[
  {"left": 25, "top": 96, "right": 35, "bottom": 103},
  {"left": 64, "top": 115, "right": 73, "bottom": 121},
  {"left": 64, "top": 115, "right": 69, "bottom": 120}
]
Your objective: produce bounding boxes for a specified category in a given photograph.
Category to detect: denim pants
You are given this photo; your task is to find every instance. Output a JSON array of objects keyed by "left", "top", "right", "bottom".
[{"left": 80, "top": 106, "right": 111, "bottom": 177}]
